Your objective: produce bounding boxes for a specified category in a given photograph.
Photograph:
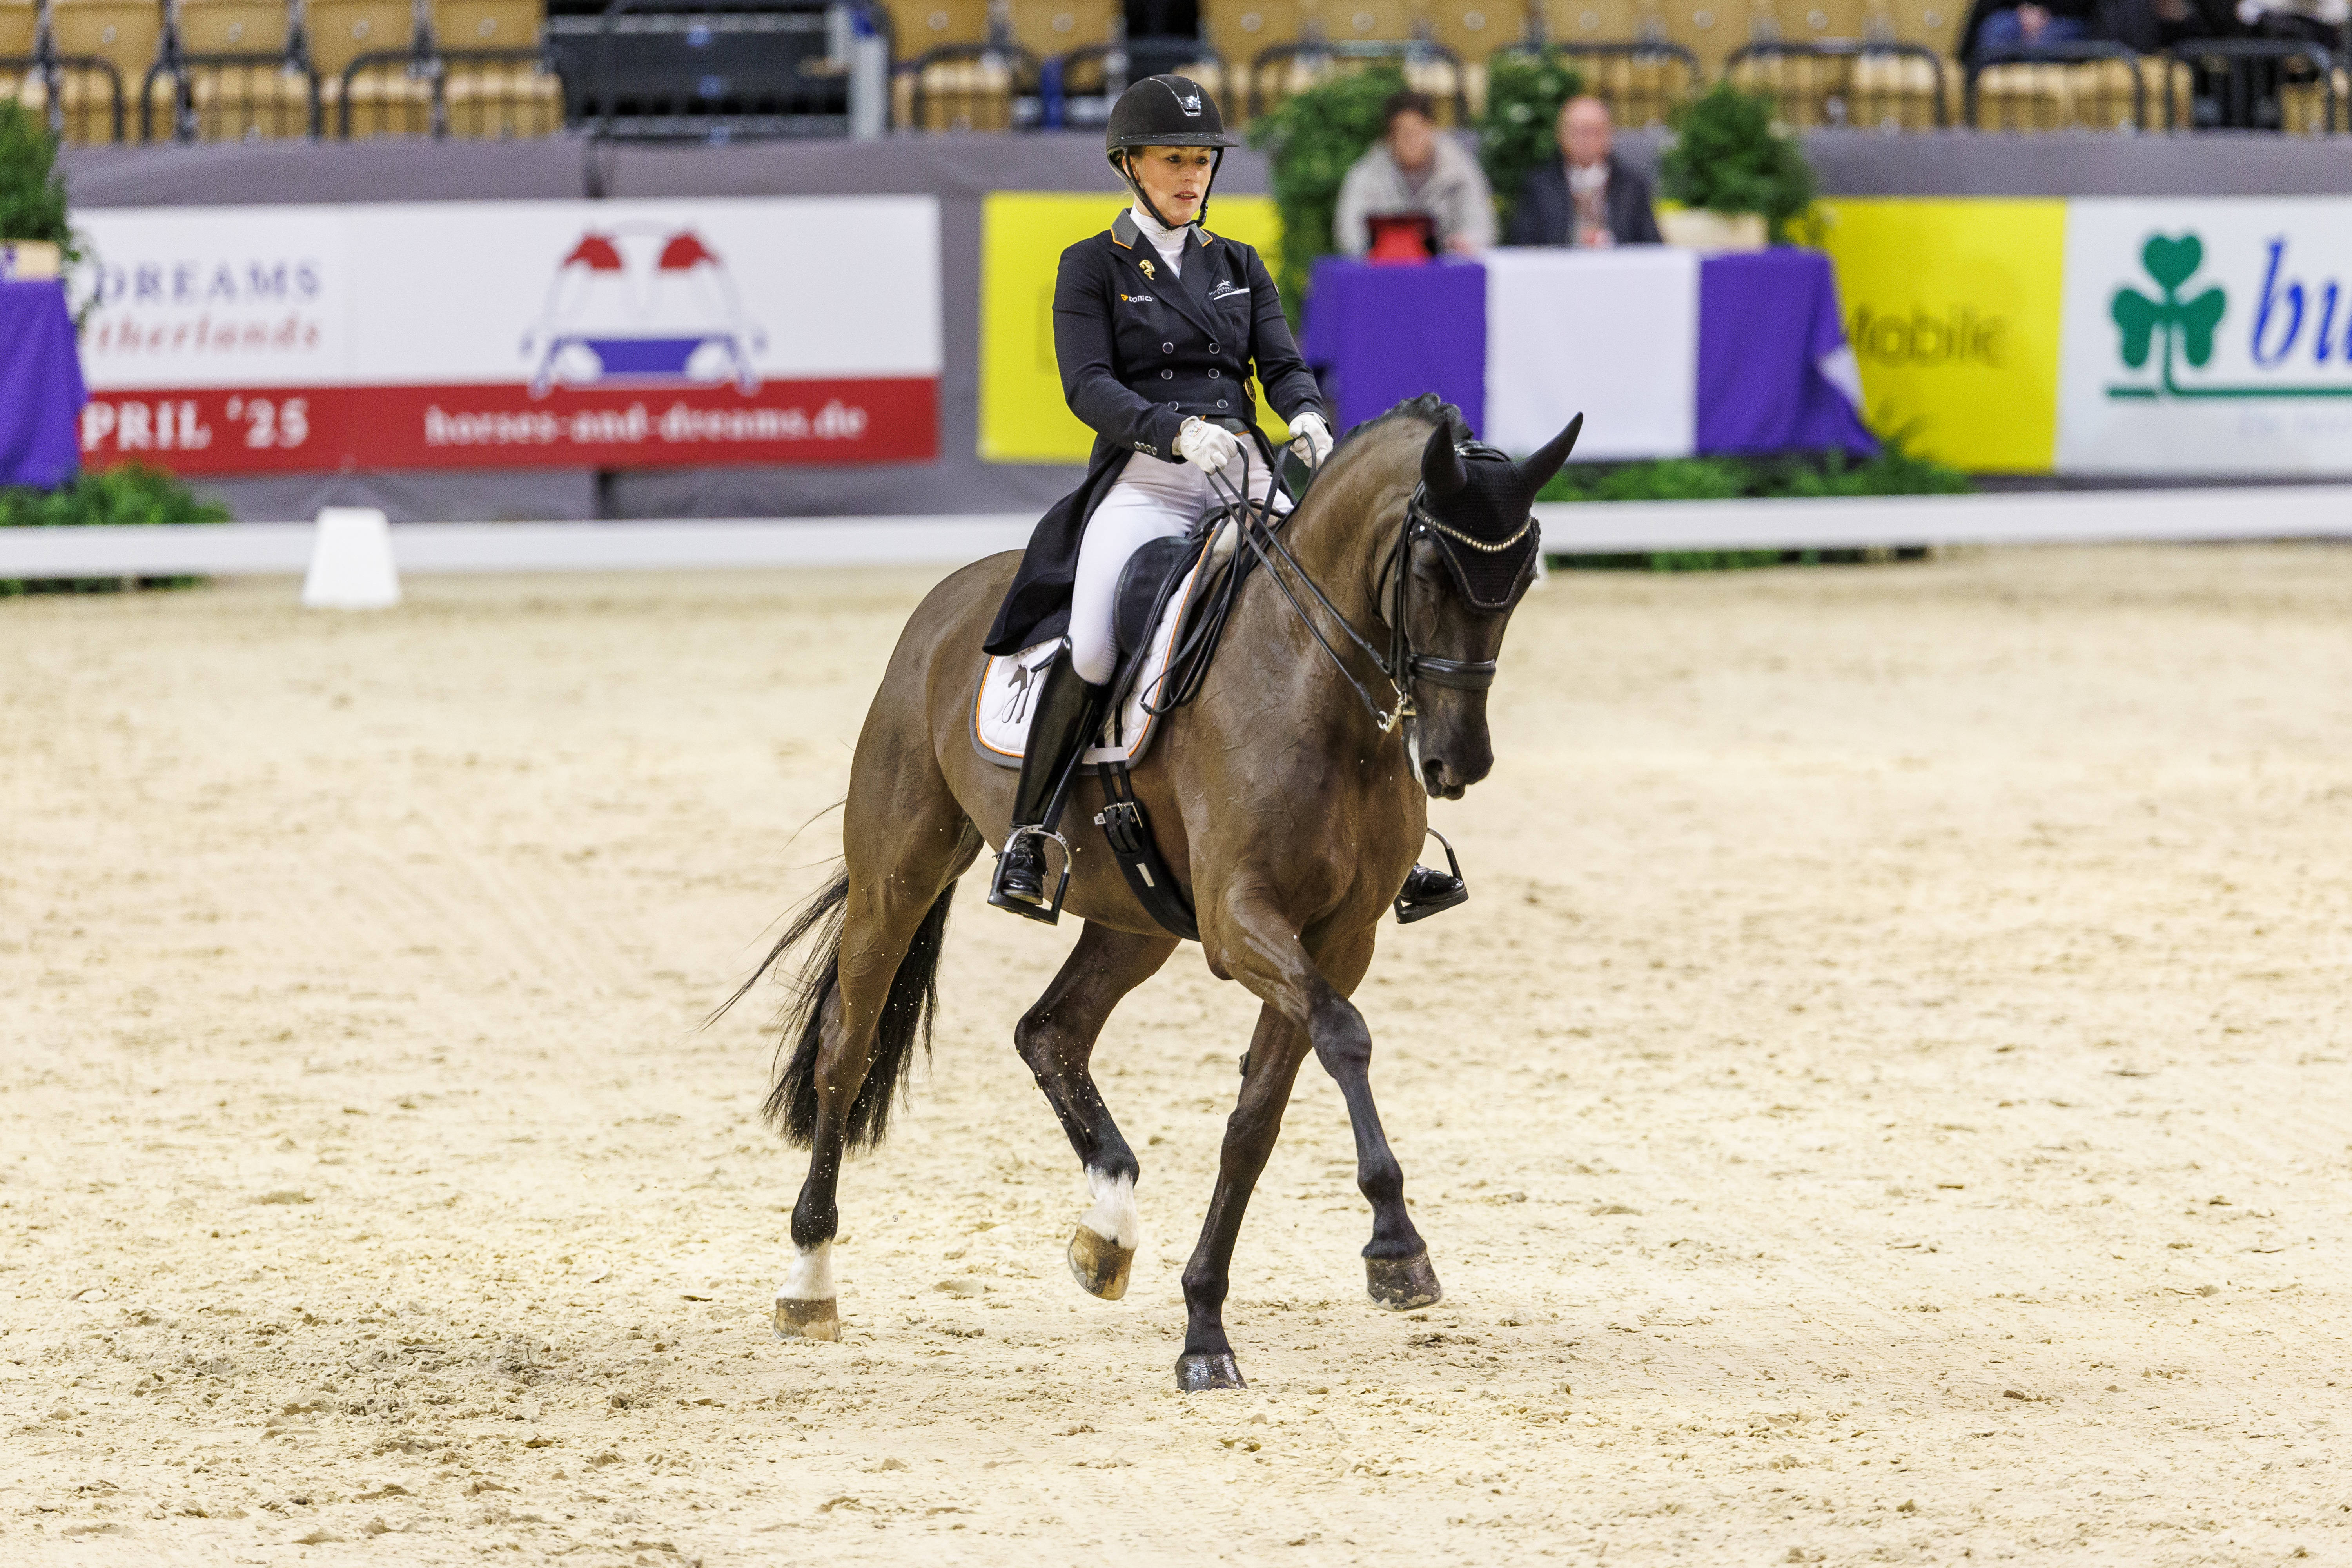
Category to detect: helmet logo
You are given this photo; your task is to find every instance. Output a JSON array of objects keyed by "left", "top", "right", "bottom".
[{"left": 1179, "top": 92, "right": 1201, "bottom": 114}]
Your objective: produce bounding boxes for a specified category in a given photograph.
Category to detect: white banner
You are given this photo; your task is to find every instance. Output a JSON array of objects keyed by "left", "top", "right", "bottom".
[
  {"left": 69, "top": 196, "right": 942, "bottom": 472},
  {"left": 1482, "top": 248, "right": 1699, "bottom": 460},
  {"left": 2059, "top": 198, "right": 2352, "bottom": 474}
]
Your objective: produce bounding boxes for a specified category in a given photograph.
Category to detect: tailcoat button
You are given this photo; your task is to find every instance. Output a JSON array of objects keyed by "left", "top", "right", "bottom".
[
  {"left": 1207, "top": 368, "right": 1220, "bottom": 379},
  {"left": 1217, "top": 398, "right": 1229, "bottom": 408},
  {"left": 1162, "top": 341, "right": 1174, "bottom": 352},
  {"left": 1161, "top": 369, "right": 1174, "bottom": 379},
  {"left": 1209, "top": 342, "right": 1221, "bottom": 353}
]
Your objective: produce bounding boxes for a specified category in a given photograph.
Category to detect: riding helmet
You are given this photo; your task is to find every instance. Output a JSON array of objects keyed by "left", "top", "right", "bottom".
[{"left": 1103, "top": 74, "right": 1234, "bottom": 167}]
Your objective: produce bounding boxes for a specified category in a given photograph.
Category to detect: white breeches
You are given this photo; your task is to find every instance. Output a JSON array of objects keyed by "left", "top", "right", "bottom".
[{"left": 1069, "top": 446, "right": 1288, "bottom": 685}]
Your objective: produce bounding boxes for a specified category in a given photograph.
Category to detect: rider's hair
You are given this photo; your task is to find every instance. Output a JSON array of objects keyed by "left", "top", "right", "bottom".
[{"left": 1382, "top": 89, "right": 1437, "bottom": 130}]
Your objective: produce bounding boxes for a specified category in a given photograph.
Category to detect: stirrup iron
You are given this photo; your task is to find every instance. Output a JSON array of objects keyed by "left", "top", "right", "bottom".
[
  {"left": 1393, "top": 827, "right": 1468, "bottom": 925},
  {"left": 988, "top": 825, "right": 1074, "bottom": 925}
]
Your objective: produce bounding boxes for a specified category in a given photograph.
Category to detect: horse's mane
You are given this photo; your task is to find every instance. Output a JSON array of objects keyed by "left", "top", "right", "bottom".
[{"left": 1330, "top": 393, "right": 1472, "bottom": 463}]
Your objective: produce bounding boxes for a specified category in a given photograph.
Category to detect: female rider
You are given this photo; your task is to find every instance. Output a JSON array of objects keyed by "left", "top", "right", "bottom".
[{"left": 983, "top": 74, "right": 1458, "bottom": 922}]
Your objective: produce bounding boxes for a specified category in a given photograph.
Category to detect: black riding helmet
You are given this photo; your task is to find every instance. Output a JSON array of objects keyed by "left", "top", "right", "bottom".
[{"left": 1105, "top": 74, "right": 1233, "bottom": 230}]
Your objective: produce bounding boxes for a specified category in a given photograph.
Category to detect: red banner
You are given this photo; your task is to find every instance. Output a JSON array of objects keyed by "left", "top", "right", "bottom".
[{"left": 80, "top": 378, "right": 938, "bottom": 474}]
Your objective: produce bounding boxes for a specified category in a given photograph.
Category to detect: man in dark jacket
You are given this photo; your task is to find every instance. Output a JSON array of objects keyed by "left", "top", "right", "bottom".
[{"left": 1503, "top": 96, "right": 1662, "bottom": 249}]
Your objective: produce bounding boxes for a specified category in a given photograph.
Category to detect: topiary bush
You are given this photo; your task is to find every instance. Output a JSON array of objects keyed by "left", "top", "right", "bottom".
[
  {"left": 1477, "top": 50, "right": 1584, "bottom": 237},
  {"left": 1657, "top": 82, "right": 1816, "bottom": 245},
  {"left": 1246, "top": 65, "right": 1407, "bottom": 324},
  {"left": 0, "top": 102, "right": 77, "bottom": 258},
  {"left": 1, "top": 465, "right": 231, "bottom": 596}
]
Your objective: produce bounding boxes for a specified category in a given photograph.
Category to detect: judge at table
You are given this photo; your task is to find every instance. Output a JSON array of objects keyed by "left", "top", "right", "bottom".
[
  {"left": 1504, "top": 96, "right": 1662, "bottom": 249},
  {"left": 1333, "top": 90, "right": 1497, "bottom": 258}
]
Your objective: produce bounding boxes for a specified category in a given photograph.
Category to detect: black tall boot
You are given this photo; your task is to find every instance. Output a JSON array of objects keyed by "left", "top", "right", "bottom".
[{"left": 988, "top": 650, "right": 1107, "bottom": 921}]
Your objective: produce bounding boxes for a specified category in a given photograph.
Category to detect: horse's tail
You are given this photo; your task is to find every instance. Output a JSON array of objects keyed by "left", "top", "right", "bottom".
[{"left": 715, "top": 866, "right": 956, "bottom": 1154}]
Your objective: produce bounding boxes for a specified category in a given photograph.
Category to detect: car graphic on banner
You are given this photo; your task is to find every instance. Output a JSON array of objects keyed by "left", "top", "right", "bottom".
[{"left": 72, "top": 196, "right": 940, "bottom": 474}]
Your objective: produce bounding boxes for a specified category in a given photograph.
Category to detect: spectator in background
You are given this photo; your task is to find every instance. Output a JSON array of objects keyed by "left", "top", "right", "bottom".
[
  {"left": 1504, "top": 96, "right": 1661, "bottom": 249},
  {"left": 1334, "top": 91, "right": 1497, "bottom": 258},
  {"left": 1958, "top": 0, "right": 2105, "bottom": 53}
]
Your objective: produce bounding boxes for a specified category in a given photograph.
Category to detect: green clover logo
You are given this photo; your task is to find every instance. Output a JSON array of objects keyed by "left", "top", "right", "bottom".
[{"left": 2111, "top": 234, "right": 2225, "bottom": 372}]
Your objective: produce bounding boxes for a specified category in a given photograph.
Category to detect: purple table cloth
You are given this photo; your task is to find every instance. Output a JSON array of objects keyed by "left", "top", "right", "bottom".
[
  {"left": 1301, "top": 249, "right": 1875, "bottom": 459},
  {"left": 1695, "top": 249, "right": 1875, "bottom": 459},
  {"left": 0, "top": 279, "right": 85, "bottom": 488},
  {"left": 1301, "top": 258, "right": 1486, "bottom": 438}
]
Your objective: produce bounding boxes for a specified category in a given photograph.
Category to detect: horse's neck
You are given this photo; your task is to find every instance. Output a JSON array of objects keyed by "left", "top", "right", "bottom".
[{"left": 1274, "top": 453, "right": 1409, "bottom": 632}]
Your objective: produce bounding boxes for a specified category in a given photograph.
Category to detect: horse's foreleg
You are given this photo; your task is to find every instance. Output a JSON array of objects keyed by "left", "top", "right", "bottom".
[
  {"left": 1015, "top": 921, "right": 1180, "bottom": 1300},
  {"left": 1175, "top": 902, "right": 1375, "bottom": 1390},
  {"left": 1301, "top": 926, "right": 1438, "bottom": 1310}
]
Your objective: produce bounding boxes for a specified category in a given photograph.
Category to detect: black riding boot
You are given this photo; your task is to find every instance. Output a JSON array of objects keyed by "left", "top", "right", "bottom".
[
  {"left": 988, "top": 650, "right": 1107, "bottom": 921},
  {"left": 1393, "top": 831, "right": 1469, "bottom": 924}
]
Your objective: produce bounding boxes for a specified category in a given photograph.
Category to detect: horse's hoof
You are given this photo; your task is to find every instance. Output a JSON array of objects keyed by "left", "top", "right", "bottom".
[
  {"left": 1067, "top": 1224, "right": 1134, "bottom": 1301},
  {"left": 1175, "top": 1351, "right": 1246, "bottom": 1391},
  {"left": 1366, "top": 1249, "right": 1443, "bottom": 1311},
  {"left": 773, "top": 1296, "right": 840, "bottom": 1342}
]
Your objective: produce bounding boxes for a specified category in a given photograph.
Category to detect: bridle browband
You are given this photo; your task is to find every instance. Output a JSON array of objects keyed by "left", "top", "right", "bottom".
[{"left": 1199, "top": 441, "right": 1526, "bottom": 735}]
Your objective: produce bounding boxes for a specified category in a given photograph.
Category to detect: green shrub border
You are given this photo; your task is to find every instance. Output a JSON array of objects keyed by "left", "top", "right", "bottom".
[{"left": 0, "top": 465, "right": 232, "bottom": 596}]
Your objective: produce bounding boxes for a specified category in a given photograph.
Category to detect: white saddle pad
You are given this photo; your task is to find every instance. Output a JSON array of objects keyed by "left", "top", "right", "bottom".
[{"left": 973, "top": 555, "right": 1207, "bottom": 770}]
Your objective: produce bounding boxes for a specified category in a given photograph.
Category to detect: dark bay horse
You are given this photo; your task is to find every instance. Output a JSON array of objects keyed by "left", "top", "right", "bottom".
[{"left": 735, "top": 396, "right": 1582, "bottom": 1389}]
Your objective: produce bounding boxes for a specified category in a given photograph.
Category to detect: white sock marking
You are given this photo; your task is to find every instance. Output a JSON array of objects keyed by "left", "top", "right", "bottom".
[
  {"left": 1078, "top": 1169, "right": 1140, "bottom": 1251},
  {"left": 777, "top": 1241, "right": 835, "bottom": 1303}
]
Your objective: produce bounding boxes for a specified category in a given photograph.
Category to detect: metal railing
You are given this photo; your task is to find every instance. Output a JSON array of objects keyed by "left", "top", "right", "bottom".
[
  {"left": 147, "top": 50, "right": 318, "bottom": 140},
  {"left": 1725, "top": 39, "right": 1949, "bottom": 130},
  {"left": 2167, "top": 36, "right": 2340, "bottom": 131},
  {"left": 1245, "top": 38, "right": 1470, "bottom": 123},
  {"left": 1494, "top": 39, "right": 1703, "bottom": 128},
  {"left": 1964, "top": 40, "right": 2150, "bottom": 131},
  {"left": 2, "top": 54, "right": 127, "bottom": 142}
]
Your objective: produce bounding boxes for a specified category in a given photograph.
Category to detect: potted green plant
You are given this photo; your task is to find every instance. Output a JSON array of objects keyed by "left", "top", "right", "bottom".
[
  {"left": 1656, "top": 82, "right": 1816, "bottom": 250},
  {"left": 1247, "top": 65, "right": 1408, "bottom": 323},
  {"left": 0, "top": 103, "right": 75, "bottom": 280}
]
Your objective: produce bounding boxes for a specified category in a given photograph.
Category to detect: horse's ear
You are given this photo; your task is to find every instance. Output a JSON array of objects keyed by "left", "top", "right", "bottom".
[
  {"left": 1516, "top": 413, "right": 1584, "bottom": 492},
  {"left": 1420, "top": 422, "right": 1468, "bottom": 497}
]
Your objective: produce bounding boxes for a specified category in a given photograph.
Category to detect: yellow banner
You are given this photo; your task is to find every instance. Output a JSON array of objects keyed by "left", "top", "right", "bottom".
[
  {"left": 979, "top": 192, "right": 1288, "bottom": 464},
  {"left": 1811, "top": 198, "right": 2067, "bottom": 473}
]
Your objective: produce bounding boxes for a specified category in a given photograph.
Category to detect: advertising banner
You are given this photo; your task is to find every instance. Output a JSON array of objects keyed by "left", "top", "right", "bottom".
[
  {"left": 74, "top": 196, "right": 941, "bottom": 474},
  {"left": 1811, "top": 198, "right": 2067, "bottom": 473},
  {"left": 2058, "top": 198, "right": 2352, "bottom": 474},
  {"left": 978, "top": 192, "right": 1288, "bottom": 464}
]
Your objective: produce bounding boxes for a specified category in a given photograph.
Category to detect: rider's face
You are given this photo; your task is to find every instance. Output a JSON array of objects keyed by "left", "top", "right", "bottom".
[{"left": 1130, "top": 146, "right": 1214, "bottom": 225}]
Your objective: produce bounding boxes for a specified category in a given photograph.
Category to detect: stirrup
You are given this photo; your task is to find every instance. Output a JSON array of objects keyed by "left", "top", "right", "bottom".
[
  {"left": 1393, "top": 828, "right": 1468, "bottom": 925},
  {"left": 987, "top": 825, "right": 1073, "bottom": 925}
]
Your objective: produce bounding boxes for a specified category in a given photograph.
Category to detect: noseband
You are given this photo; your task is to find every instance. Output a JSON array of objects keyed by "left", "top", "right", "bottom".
[{"left": 1378, "top": 481, "right": 1535, "bottom": 696}]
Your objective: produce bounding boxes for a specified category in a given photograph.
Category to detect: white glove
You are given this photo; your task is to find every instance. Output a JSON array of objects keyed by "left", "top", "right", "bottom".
[
  {"left": 1288, "top": 411, "right": 1334, "bottom": 468},
  {"left": 1176, "top": 416, "right": 1240, "bottom": 475}
]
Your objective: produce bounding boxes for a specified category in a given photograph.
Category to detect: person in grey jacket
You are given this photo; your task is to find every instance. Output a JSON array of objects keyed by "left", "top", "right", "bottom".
[
  {"left": 1504, "top": 96, "right": 1662, "bottom": 249},
  {"left": 1333, "top": 91, "right": 1497, "bottom": 258}
]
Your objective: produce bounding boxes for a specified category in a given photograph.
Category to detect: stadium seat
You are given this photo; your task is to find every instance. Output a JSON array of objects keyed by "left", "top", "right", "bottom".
[
  {"left": 1657, "top": 0, "right": 1773, "bottom": 74},
  {"left": 1539, "top": 0, "right": 1659, "bottom": 44},
  {"left": 309, "top": 0, "right": 430, "bottom": 134},
  {"left": 1779, "top": 0, "right": 1869, "bottom": 39},
  {"left": 1422, "top": 0, "right": 1529, "bottom": 59},
  {"left": 1201, "top": 0, "right": 1304, "bottom": 62},
  {"left": 883, "top": 0, "right": 995, "bottom": 51},
  {"left": 433, "top": 0, "right": 560, "bottom": 136},
  {"left": 1006, "top": 0, "right": 1117, "bottom": 58},
  {"left": 170, "top": 0, "right": 314, "bottom": 138},
  {"left": 1969, "top": 52, "right": 2148, "bottom": 129},
  {"left": 1, "top": 0, "right": 44, "bottom": 128},
  {"left": 37, "top": 0, "right": 171, "bottom": 140},
  {"left": 1314, "top": 0, "right": 1417, "bottom": 40},
  {"left": 1878, "top": 0, "right": 1956, "bottom": 52}
]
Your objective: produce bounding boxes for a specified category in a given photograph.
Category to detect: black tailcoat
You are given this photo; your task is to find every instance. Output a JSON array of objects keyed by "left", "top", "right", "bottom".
[{"left": 982, "top": 209, "right": 1327, "bottom": 656}]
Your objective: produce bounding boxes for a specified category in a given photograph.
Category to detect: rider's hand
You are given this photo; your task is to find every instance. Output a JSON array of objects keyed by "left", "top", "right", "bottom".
[
  {"left": 1177, "top": 416, "right": 1240, "bottom": 475},
  {"left": 1288, "top": 411, "right": 1334, "bottom": 468}
]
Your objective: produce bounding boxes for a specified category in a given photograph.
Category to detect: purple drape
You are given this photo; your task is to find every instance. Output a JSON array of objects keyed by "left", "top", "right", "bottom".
[
  {"left": 1301, "top": 258, "right": 1486, "bottom": 439},
  {"left": 1695, "top": 250, "right": 1876, "bottom": 459},
  {"left": 0, "top": 280, "right": 86, "bottom": 488}
]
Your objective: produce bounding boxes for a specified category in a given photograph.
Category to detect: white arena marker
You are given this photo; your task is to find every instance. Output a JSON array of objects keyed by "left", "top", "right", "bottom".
[{"left": 302, "top": 508, "right": 401, "bottom": 610}]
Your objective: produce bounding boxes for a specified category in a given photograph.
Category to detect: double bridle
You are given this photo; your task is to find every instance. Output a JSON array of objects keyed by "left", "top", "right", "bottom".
[{"left": 1202, "top": 447, "right": 1524, "bottom": 735}]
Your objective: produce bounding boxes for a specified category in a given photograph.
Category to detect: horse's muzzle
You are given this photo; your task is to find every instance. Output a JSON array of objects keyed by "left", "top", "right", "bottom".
[{"left": 1419, "top": 756, "right": 1472, "bottom": 800}]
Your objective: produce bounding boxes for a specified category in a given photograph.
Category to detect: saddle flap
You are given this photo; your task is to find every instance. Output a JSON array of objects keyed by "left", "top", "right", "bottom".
[{"left": 1112, "top": 534, "right": 1199, "bottom": 662}]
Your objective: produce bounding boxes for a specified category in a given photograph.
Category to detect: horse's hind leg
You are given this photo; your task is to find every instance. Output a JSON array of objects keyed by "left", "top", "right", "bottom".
[
  {"left": 775, "top": 755, "right": 979, "bottom": 1342},
  {"left": 1015, "top": 922, "right": 1180, "bottom": 1299}
]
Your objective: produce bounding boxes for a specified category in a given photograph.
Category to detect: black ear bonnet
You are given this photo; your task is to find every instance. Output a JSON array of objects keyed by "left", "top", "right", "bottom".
[{"left": 1414, "top": 440, "right": 1542, "bottom": 612}]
